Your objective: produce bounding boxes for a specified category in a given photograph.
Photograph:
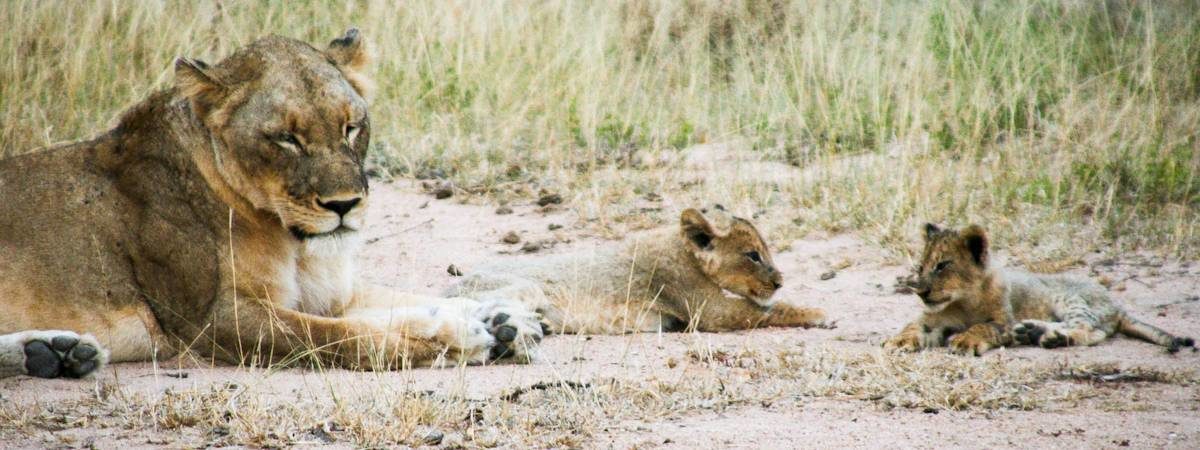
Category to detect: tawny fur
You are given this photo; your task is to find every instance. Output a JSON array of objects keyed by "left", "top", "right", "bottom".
[
  {"left": 0, "top": 30, "right": 542, "bottom": 379},
  {"left": 447, "top": 207, "right": 827, "bottom": 334},
  {"left": 885, "top": 224, "right": 1195, "bottom": 356}
]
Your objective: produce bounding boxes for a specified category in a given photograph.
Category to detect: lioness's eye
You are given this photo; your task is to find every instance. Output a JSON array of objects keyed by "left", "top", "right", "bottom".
[{"left": 745, "top": 251, "right": 762, "bottom": 263}]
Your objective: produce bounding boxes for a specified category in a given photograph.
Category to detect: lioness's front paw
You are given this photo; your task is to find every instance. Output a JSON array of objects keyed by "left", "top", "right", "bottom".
[
  {"left": 883, "top": 333, "right": 921, "bottom": 352},
  {"left": 20, "top": 330, "right": 107, "bottom": 378},
  {"left": 427, "top": 309, "right": 495, "bottom": 366},
  {"left": 472, "top": 299, "right": 545, "bottom": 363},
  {"left": 948, "top": 333, "right": 989, "bottom": 356}
]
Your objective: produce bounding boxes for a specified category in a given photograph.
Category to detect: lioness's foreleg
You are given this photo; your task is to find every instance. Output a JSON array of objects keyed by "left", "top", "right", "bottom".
[
  {"left": 206, "top": 290, "right": 494, "bottom": 369},
  {"left": 0, "top": 330, "right": 108, "bottom": 379},
  {"left": 349, "top": 285, "right": 544, "bottom": 362}
]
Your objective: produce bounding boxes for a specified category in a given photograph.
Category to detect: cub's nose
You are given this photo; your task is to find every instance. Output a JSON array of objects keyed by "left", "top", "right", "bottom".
[
  {"left": 772, "top": 280, "right": 783, "bottom": 289},
  {"left": 317, "top": 197, "right": 361, "bottom": 217}
]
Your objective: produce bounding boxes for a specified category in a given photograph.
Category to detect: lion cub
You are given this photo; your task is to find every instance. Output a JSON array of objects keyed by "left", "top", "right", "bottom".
[
  {"left": 885, "top": 224, "right": 1195, "bottom": 355},
  {"left": 446, "top": 206, "right": 826, "bottom": 334}
]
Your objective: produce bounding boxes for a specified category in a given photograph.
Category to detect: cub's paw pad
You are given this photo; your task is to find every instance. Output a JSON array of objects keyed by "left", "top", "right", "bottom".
[
  {"left": 23, "top": 332, "right": 104, "bottom": 379},
  {"left": 1012, "top": 322, "right": 1046, "bottom": 346},
  {"left": 1038, "top": 330, "right": 1070, "bottom": 349},
  {"left": 475, "top": 301, "right": 544, "bottom": 362}
]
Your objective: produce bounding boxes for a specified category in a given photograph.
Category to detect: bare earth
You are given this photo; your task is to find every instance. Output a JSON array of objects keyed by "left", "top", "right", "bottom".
[{"left": 1, "top": 181, "right": 1197, "bottom": 449}]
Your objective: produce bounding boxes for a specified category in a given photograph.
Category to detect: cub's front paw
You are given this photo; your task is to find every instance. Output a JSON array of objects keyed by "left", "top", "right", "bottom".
[
  {"left": 473, "top": 299, "right": 545, "bottom": 363},
  {"left": 948, "top": 333, "right": 990, "bottom": 356},
  {"left": 20, "top": 330, "right": 107, "bottom": 378},
  {"left": 883, "top": 333, "right": 921, "bottom": 352},
  {"left": 768, "top": 304, "right": 832, "bottom": 329}
]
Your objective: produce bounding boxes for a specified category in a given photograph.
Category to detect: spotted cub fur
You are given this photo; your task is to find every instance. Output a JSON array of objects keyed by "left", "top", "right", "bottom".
[{"left": 884, "top": 223, "right": 1194, "bottom": 356}]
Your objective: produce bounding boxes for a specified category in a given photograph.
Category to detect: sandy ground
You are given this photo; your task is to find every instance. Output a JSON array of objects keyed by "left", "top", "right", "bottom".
[{"left": 2, "top": 180, "right": 1198, "bottom": 449}]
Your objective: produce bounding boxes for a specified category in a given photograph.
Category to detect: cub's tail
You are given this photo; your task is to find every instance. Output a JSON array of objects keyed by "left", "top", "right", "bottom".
[{"left": 1117, "top": 311, "right": 1195, "bottom": 353}]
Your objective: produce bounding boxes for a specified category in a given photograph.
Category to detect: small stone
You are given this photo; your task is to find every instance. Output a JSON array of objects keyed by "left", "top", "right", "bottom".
[
  {"left": 537, "top": 193, "right": 563, "bottom": 206},
  {"left": 548, "top": 223, "right": 563, "bottom": 231},
  {"left": 432, "top": 182, "right": 454, "bottom": 199},
  {"left": 447, "top": 264, "right": 463, "bottom": 277},
  {"left": 495, "top": 205, "right": 514, "bottom": 215},
  {"left": 423, "top": 430, "right": 445, "bottom": 446},
  {"left": 819, "top": 271, "right": 836, "bottom": 281},
  {"left": 501, "top": 231, "right": 521, "bottom": 244},
  {"left": 521, "top": 241, "right": 541, "bottom": 253}
]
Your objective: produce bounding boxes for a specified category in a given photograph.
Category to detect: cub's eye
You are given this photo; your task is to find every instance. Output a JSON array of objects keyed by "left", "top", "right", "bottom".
[
  {"left": 933, "top": 260, "right": 952, "bottom": 274},
  {"left": 745, "top": 251, "right": 762, "bottom": 263},
  {"left": 345, "top": 124, "right": 361, "bottom": 143},
  {"left": 272, "top": 133, "right": 302, "bottom": 152}
]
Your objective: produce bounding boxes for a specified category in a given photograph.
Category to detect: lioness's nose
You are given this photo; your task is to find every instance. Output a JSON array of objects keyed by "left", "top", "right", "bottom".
[{"left": 317, "top": 197, "right": 361, "bottom": 217}]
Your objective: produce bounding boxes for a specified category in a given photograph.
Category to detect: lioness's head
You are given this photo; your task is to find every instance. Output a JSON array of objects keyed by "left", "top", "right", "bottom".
[
  {"left": 911, "top": 223, "right": 990, "bottom": 311},
  {"left": 175, "top": 29, "right": 373, "bottom": 240},
  {"left": 680, "top": 205, "right": 783, "bottom": 306}
]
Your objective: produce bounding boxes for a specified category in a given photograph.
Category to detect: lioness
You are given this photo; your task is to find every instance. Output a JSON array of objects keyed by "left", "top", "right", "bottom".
[
  {"left": 446, "top": 206, "right": 827, "bottom": 334},
  {"left": 884, "top": 223, "right": 1194, "bottom": 355},
  {"left": 0, "top": 30, "right": 543, "bottom": 379}
]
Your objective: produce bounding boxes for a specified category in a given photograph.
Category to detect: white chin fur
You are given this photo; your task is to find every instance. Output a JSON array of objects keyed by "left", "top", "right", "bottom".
[
  {"left": 722, "top": 288, "right": 775, "bottom": 307},
  {"left": 923, "top": 301, "right": 952, "bottom": 313},
  {"left": 303, "top": 229, "right": 362, "bottom": 256}
]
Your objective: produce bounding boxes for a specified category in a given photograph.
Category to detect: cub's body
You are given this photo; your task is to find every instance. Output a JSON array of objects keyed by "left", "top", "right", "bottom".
[
  {"left": 448, "top": 208, "right": 826, "bottom": 334},
  {"left": 886, "top": 224, "right": 1193, "bottom": 355}
]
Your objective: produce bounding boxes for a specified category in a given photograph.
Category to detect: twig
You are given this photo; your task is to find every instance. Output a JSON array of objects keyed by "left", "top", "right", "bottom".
[{"left": 499, "top": 380, "right": 590, "bottom": 402}]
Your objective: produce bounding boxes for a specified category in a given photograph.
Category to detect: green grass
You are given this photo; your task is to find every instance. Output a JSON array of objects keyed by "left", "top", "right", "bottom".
[{"left": 2, "top": 0, "right": 1197, "bottom": 257}]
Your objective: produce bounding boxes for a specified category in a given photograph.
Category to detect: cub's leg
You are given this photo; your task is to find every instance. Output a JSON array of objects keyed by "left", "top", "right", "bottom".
[
  {"left": 883, "top": 319, "right": 946, "bottom": 352},
  {"left": 0, "top": 330, "right": 108, "bottom": 379},
  {"left": 1013, "top": 295, "right": 1110, "bottom": 349},
  {"left": 947, "top": 322, "right": 1009, "bottom": 356}
]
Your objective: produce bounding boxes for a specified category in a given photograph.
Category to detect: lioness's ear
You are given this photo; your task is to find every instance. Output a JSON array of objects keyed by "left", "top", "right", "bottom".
[
  {"left": 681, "top": 208, "right": 717, "bottom": 250},
  {"left": 174, "top": 57, "right": 223, "bottom": 101},
  {"left": 923, "top": 223, "right": 941, "bottom": 241},
  {"left": 326, "top": 28, "right": 374, "bottom": 98},
  {"left": 961, "top": 224, "right": 989, "bottom": 267}
]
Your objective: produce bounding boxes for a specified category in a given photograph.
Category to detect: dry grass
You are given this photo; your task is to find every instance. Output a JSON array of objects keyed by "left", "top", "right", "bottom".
[
  {"left": 1, "top": 344, "right": 1194, "bottom": 448},
  {"left": 2, "top": 0, "right": 1198, "bottom": 261}
]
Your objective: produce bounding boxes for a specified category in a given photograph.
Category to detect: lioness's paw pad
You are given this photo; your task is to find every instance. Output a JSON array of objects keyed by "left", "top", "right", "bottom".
[
  {"left": 22, "top": 331, "right": 105, "bottom": 379},
  {"left": 474, "top": 300, "right": 544, "bottom": 362}
]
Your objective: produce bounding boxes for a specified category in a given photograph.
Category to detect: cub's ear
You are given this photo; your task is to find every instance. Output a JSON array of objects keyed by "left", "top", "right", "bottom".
[
  {"left": 174, "top": 57, "right": 223, "bottom": 100},
  {"left": 326, "top": 28, "right": 374, "bottom": 98},
  {"left": 681, "top": 208, "right": 717, "bottom": 250},
  {"left": 923, "top": 223, "right": 941, "bottom": 240},
  {"left": 961, "top": 224, "right": 989, "bottom": 266}
]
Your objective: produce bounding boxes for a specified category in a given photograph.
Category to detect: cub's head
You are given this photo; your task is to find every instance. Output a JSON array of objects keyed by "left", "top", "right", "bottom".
[
  {"left": 911, "top": 223, "right": 991, "bottom": 311},
  {"left": 679, "top": 205, "right": 783, "bottom": 306},
  {"left": 175, "top": 29, "right": 373, "bottom": 241}
]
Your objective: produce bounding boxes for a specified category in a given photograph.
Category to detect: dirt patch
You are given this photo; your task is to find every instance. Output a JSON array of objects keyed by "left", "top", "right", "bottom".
[{"left": 1, "top": 180, "right": 1197, "bottom": 448}]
